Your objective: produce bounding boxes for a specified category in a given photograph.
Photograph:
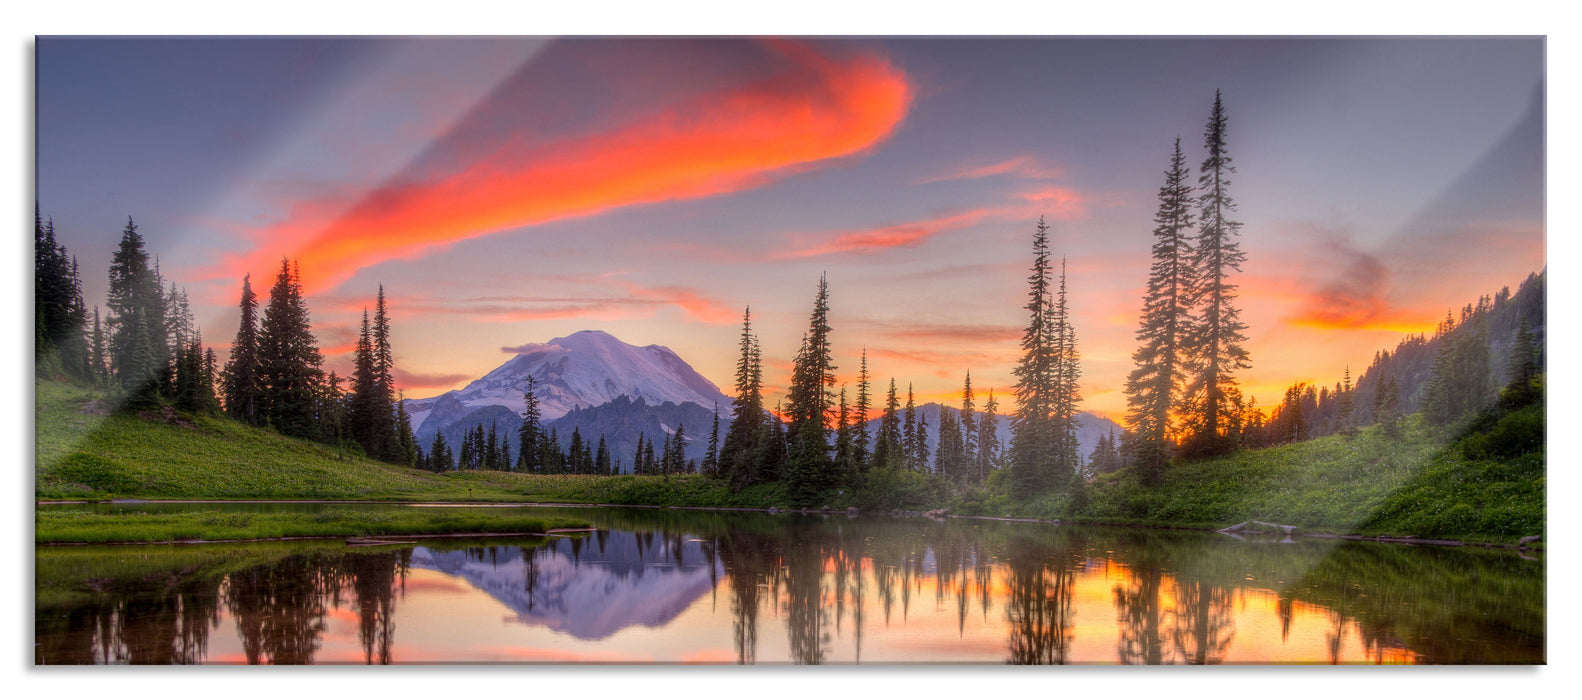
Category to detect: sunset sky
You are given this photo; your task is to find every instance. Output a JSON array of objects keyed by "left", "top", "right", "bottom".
[{"left": 35, "top": 37, "right": 1545, "bottom": 422}]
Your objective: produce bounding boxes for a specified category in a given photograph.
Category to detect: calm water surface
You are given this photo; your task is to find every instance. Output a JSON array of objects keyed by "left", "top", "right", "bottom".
[{"left": 34, "top": 505, "right": 1544, "bottom": 664}]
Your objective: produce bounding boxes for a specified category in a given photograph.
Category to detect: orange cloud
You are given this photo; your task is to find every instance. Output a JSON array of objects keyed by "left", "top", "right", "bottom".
[
  {"left": 773, "top": 183, "right": 1096, "bottom": 260},
  {"left": 393, "top": 368, "right": 476, "bottom": 392},
  {"left": 617, "top": 283, "right": 740, "bottom": 325},
  {"left": 1281, "top": 238, "right": 1439, "bottom": 333},
  {"left": 775, "top": 208, "right": 998, "bottom": 259},
  {"left": 222, "top": 41, "right": 913, "bottom": 293},
  {"left": 1017, "top": 185, "right": 1088, "bottom": 219},
  {"left": 871, "top": 321, "right": 1023, "bottom": 344},
  {"left": 915, "top": 155, "right": 1065, "bottom": 184},
  {"left": 366, "top": 284, "right": 735, "bottom": 325}
]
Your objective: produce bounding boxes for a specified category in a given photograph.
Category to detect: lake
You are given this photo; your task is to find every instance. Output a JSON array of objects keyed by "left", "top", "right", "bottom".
[{"left": 33, "top": 504, "right": 1544, "bottom": 664}]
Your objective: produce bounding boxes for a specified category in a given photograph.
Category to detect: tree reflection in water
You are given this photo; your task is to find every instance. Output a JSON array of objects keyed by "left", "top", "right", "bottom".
[
  {"left": 1004, "top": 532, "right": 1076, "bottom": 665},
  {"left": 1114, "top": 547, "right": 1167, "bottom": 665},
  {"left": 34, "top": 509, "right": 1546, "bottom": 665}
]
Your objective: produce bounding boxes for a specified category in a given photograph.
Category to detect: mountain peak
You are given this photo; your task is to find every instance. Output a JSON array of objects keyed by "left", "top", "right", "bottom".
[{"left": 407, "top": 330, "right": 730, "bottom": 444}]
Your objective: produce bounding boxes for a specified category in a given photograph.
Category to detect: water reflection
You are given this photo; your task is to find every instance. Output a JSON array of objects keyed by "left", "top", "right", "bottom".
[{"left": 34, "top": 507, "right": 1545, "bottom": 664}]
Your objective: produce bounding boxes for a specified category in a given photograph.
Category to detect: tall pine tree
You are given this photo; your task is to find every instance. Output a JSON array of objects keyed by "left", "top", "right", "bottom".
[
  {"left": 784, "top": 275, "right": 837, "bottom": 505},
  {"left": 1010, "top": 216, "right": 1056, "bottom": 492},
  {"left": 1183, "top": 91, "right": 1251, "bottom": 456},
  {"left": 221, "top": 274, "right": 263, "bottom": 425},
  {"left": 256, "top": 259, "right": 323, "bottom": 439},
  {"left": 1124, "top": 137, "right": 1196, "bottom": 482}
]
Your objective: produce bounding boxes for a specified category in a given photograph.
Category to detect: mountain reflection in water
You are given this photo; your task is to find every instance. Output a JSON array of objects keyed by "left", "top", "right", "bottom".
[
  {"left": 412, "top": 532, "right": 722, "bottom": 640},
  {"left": 33, "top": 507, "right": 1545, "bottom": 664}
]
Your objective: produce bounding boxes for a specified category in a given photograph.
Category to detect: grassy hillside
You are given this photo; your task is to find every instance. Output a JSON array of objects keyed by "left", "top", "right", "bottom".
[
  {"left": 955, "top": 406, "right": 1544, "bottom": 543},
  {"left": 35, "top": 379, "right": 783, "bottom": 507}
]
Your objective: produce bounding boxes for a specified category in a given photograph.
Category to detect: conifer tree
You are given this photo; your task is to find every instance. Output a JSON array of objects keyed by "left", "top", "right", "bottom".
[
  {"left": 853, "top": 349, "right": 873, "bottom": 471},
  {"left": 349, "top": 309, "right": 382, "bottom": 455},
  {"left": 634, "top": 433, "right": 647, "bottom": 475},
  {"left": 1502, "top": 317, "right": 1539, "bottom": 408},
  {"left": 34, "top": 212, "right": 89, "bottom": 379},
  {"left": 784, "top": 275, "right": 837, "bottom": 505},
  {"left": 1338, "top": 367, "right": 1357, "bottom": 438},
  {"left": 257, "top": 259, "right": 323, "bottom": 439},
  {"left": 1011, "top": 216, "right": 1056, "bottom": 492},
  {"left": 396, "top": 392, "right": 418, "bottom": 468},
  {"left": 959, "top": 372, "right": 976, "bottom": 470},
  {"left": 975, "top": 390, "right": 999, "bottom": 483},
  {"left": 222, "top": 274, "right": 263, "bottom": 425},
  {"left": 667, "top": 424, "right": 687, "bottom": 479},
  {"left": 902, "top": 385, "right": 918, "bottom": 471},
  {"left": 935, "top": 408, "right": 963, "bottom": 484},
  {"left": 106, "top": 217, "right": 167, "bottom": 400},
  {"left": 1049, "top": 258, "right": 1082, "bottom": 486},
  {"left": 569, "top": 428, "right": 586, "bottom": 474},
  {"left": 370, "top": 285, "right": 399, "bottom": 460},
  {"left": 429, "top": 431, "right": 453, "bottom": 472},
  {"left": 1374, "top": 372, "right": 1402, "bottom": 438},
  {"left": 1183, "top": 92, "right": 1251, "bottom": 456},
  {"left": 596, "top": 435, "right": 611, "bottom": 475},
  {"left": 913, "top": 412, "right": 930, "bottom": 474},
  {"left": 704, "top": 402, "right": 721, "bottom": 476},
  {"left": 1124, "top": 138, "right": 1196, "bottom": 481},
  {"left": 876, "top": 378, "right": 902, "bottom": 470},
  {"left": 720, "top": 308, "right": 767, "bottom": 488},
  {"left": 517, "top": 376, "right": 544, "bottom": 473},
  {"left": 89, "top": 307, "right": 108, "bottom": 387},
  {"left": 643, "top": 434, "right": 658, "bottom": 477}
]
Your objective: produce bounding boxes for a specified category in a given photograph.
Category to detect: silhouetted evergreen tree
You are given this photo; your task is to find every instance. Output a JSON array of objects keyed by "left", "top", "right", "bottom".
[
  {"left": 88, "top": 306, "right": 109, "bottom": 387},
  {"left": 1124, "top": 138, "right": 1196, "bottom": 481},
  {"left": 1374, "top": 372, "right": 1402, "bottom": 438},
  {"left": 975, "top": 390, "right": 999, "bottom": 484},
  {"left": 720, "top": 308, "right": 768, "bottom": 488},
  {"left": 429, "top": 431, "right": 453, "bottom": 472},
  {"left": 1049, "top": 258, "right": 1082, "bottom": 486},
  {"left": 1338, "top": 367, "right": 1357, "bottom": 438},
  {"left": 35, "top": 210, "right": 89, "bottom": 379},
  {"left": 875, "top": 378, "right": 902, "bottom": 470},
  {"left": 902, "top": 385, "right": 918, "bottom": 471},
  {"left": 959, "top": 372, "right": 977, "bottom": 472},
  {"left": 1502, "top": 317, "right": 1539, "bottom": 408},
  {"left": 222, "top": 274, "right": 263, "bottom": 425},
  {"left": 1182, "top": 92, "right": 1251, "bottom": 456},
  {"left": 596, "top": 435, "right": 611, "bottom": 475},
  {"left": 517, "top": 376, "right": 544, "bottom": 473},
  {"left": 852, "top": 349, "right": 873, "bottom": 472},
  {"left": 1011, "top": 216, "right": 1056, "bottom": 492},
  {"left": 106, "top": 217, "right": 167, "bottom": 401},
  {"left": 785, "top": 275, "right": 837, "bottom": 505},
  {"left": 935, "top": 407, "right": 964, "bottom": 484},
  {"left": 704, "top": 402, "right": 721, "bottom": 476},
  {"left": 256, "top": 260, "right": 323, "bottom": 439}
]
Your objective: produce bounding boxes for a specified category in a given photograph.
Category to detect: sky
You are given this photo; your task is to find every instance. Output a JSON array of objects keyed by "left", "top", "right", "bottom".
[{"left": 35, "top": 37, "right": 1545, "bottom": 423}]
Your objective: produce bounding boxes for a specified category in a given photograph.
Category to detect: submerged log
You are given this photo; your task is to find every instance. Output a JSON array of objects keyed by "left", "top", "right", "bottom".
[{"left": 1217, "top": 520, "right": 1297, "bottom": 535}]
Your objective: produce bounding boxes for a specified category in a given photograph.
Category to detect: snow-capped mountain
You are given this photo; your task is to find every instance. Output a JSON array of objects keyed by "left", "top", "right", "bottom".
[{"left": 406, "top": 330, "right": 732, "bottom": 447}]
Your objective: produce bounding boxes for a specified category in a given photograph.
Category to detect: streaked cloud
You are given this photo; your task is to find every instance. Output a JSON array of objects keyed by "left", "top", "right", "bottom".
[
  {"left": 217, "top": 41, "right": 914, "bottom": 293},
  {"left": 915, "top": 155, "right": 1065, "bottom": 184}
]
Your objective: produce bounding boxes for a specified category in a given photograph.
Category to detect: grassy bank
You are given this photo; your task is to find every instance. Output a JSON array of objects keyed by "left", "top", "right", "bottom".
[
  {"left": 35, "top": 379, "right": 1544, "bottom": 542},
  {"left": 36, "top": 507, "right": 588, "bottom": 544},
  {"left": 36, "top": 379, "right": 793, "bottom": 509},
  {"left": 954, "top": 405, "right": 1545, "bottom": 544}
]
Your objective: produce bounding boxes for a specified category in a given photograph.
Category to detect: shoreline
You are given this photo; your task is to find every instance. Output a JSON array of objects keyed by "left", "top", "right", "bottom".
[{"left": 35, "top": 498, "right": 1541, "bottom": 551}]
